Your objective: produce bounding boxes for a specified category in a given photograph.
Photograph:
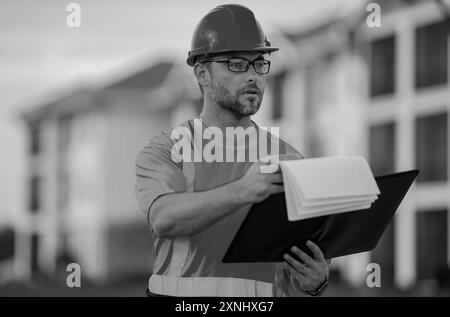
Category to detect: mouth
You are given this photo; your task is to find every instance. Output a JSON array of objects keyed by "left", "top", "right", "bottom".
[{"left": 243, "top": 89, "right": 260, "bottom": 96}]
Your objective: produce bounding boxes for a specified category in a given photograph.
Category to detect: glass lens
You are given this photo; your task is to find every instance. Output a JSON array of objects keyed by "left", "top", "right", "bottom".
[
  {"left": 253, "top": 60, "right": 269, "bottom": 74},
  {"left": 228, "top": 59, "right": 249, "bottom": 72}
]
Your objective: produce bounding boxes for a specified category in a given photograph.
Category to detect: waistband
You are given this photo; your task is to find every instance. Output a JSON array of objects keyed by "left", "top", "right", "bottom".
[{"left": 148, "top": 274, "right": 274, "bottom": 297}]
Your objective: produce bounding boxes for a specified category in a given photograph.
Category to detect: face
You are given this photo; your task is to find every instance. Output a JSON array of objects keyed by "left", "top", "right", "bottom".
[{"left": 204, "top": 52, "right": 268, "bottom": 117}]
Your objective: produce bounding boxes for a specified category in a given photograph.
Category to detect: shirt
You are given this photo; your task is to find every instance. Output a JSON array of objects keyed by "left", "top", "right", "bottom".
[{"left": 135, "top": 118, "right": 302, "bottom": 296}]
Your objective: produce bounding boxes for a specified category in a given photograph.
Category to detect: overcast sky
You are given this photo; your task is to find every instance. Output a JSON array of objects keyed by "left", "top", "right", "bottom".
[
  {"left": 0, "top": 0, "right": 364, "bottom": 113},
  {"left": 0, "top": 0, "right": 365, "bottom": 223}
]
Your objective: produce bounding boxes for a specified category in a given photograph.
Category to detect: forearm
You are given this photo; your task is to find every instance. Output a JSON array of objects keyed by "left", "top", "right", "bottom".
[{"left": 149, "top": 180, "right": 247, "bottom": 238}]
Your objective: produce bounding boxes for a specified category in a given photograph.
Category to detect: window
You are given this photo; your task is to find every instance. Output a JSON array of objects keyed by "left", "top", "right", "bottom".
[
  {"left": 416, "top": 209, "right": 448, "bottom": 280},
  {"left": 271, "top": 71, "right": 286, "bottom": 120},
  {"left": 29, "top": 121, "right": 41, "bottom": 155},
  {"left": 370, "top": 36, "right": 395, "bottom": 97},
  {"left": 0, "top": 227, "right": 14, "bottom": 261},
  {"left": 415, "top": 21, "right": 448, "bottom": 89},
  {"left": 369, "top": 123, "right": 396, "bottom": 284},
  {"left": 29, "top": 176, "right": 40, "bottom": 213},
  {"left": 371, "top": 219, "right": 395, "bottom": 285},
  {"left": 415, "top": 113, "right": 447, "bottom": 182},
  {"left": 31, "top": 233, "right": 39, "bottom": 273},
  {"left": 369, "top": 122, "right": 396, "bottom": 175}
]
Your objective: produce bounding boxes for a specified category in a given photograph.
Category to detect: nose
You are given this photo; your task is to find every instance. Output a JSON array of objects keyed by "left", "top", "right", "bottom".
[{"left": 245, "top": 64, "right": 259, "bottom": 82}]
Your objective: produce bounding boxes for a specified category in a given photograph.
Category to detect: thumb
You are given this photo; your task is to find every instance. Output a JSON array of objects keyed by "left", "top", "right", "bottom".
[{"left": 259, "top": 156, "right": 280, "bottom": 174}]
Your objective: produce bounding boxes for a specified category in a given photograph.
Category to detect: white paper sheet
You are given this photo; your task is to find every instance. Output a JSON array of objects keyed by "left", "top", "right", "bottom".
[{"left": 279, "top": 156, "right": 380, "bottom": 222}]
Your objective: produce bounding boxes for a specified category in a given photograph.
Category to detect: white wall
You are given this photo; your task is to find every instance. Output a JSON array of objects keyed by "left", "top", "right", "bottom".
[
  {"left": 103, "top": 99, "right": 172, "bottom": 225},
  {"left": 65, "top": 111, "right": 108, "bottom": 281}
]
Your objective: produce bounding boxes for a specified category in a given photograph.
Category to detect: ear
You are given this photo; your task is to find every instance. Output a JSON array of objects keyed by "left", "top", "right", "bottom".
[{"left": 193, "top": 63, "right": 210, "bottom": 89}]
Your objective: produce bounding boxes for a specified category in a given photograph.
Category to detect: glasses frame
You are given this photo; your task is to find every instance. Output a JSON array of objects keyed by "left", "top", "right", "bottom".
[{"left": 204, "top": 57, "right": 271, "bottom": 74}]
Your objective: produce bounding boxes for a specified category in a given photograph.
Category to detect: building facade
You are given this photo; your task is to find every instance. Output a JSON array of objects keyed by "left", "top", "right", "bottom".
[
  {"left": 264, "top": 0, "right": 450, "bottom": 290},
  {"left": 13, "top": 59, "right": 200, "bottom": 283},
  {"left": 8, "top": 0, "right": 450, "bottom": 294}
]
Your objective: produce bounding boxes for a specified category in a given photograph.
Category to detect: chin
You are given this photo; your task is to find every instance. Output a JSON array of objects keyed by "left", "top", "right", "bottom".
[{"left": 240, "top": 104, "right": 261, "bottom": 116}]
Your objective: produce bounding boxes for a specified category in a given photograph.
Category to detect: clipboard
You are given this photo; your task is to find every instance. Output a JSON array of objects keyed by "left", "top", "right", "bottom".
[{"left": 222, "top": 170, "right": 419, "bottom": 262}]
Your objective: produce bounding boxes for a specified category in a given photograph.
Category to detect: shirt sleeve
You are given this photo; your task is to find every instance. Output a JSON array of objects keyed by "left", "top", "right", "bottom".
[{"left": 135, "top": 131, "right": 187, "bottom": 223}]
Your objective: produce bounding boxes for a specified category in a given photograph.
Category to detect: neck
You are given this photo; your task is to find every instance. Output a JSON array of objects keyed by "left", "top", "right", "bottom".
[{"left": 199, "top": 100, "right": 253, "bottom": 131}]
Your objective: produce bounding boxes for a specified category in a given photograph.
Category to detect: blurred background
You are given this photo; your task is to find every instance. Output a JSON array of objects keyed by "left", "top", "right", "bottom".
[{"left": 1, "top": 0, "right": 449, "bottom": 296}]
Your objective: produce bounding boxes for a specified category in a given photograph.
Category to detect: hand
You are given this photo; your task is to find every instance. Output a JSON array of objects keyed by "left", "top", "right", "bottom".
[
  {"left": 233, "top": 160, "right": 284, "bottom": 204},
  {"left": 283, "top": 240, "right": 330, "bottom": 294}
]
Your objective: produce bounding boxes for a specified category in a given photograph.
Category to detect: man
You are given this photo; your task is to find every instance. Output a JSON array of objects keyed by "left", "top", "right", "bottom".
[{"left": 135, "top": 4, "right": 330, "bottom": 297}]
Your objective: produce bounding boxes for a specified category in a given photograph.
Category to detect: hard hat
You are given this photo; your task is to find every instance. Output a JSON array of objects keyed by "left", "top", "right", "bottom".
[{"left": 187, "top": 4, "right": 279, "bottom": 66}]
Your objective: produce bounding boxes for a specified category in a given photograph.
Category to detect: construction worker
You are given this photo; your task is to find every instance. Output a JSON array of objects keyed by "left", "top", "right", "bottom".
[{"left": 135, "top": 4, "right": 330, "bottom": 297}]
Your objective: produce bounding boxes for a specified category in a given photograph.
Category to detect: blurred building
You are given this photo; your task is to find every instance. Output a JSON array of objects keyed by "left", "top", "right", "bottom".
[
  {"left": 12, "top": 58, "right": 201, "bottom": 283},
  {"left": 6, "top": 0, "right": 450, "bottom": 295},
  {"left": 360, "top": 0, "right": 449, "bottom": 291},
  {"left": 261, "top": 0, "right": 449, "bottom": 291}
]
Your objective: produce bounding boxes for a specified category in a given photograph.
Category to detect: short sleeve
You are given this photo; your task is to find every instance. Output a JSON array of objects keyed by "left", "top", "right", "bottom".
[{"left": 135, "top": 131, "right": 187, "bottom": 221}]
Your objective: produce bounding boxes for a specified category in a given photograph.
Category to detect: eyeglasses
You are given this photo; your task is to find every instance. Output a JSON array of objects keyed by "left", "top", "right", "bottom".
[{"left": 204, "top": 57, "right": 271, "bottom": 74}]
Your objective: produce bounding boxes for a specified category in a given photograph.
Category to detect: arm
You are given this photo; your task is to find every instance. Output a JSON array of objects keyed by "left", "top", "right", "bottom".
[
  {"left": 149, "top": 181, "right": 242, "bottom": 238},
  {"left": 150, "top": 161, "right": 284, "bottom": 238}
]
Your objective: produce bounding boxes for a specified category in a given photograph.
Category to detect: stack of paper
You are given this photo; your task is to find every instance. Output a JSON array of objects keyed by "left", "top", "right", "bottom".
[{"left": 277, "top": 156, "right": 380, "bottom": 221}]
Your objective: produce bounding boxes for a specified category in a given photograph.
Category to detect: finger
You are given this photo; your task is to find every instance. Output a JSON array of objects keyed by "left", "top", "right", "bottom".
[
  {"left": 284, "top": 262, "right": 313, "bottom": 291},
  {"left": 283, "top": 262, "right": 306, "bottom": 280},
  {"left": 265, "top": 173, "right": 283, "bottom": 183},
  {"left": 260, "top": 162, "right": 279, "bottom": 174},
  {"left": 290, "top": 246, "right": 314, "bottom": 266},
  {"left": 306, "top": 240, "right": 326, "bottom": 262},
  {"left": 283, "top": 253, "right": 309, "bottom": 275},
  {"left": 268, "top": 184, "right": 284, "bottom": 194}
]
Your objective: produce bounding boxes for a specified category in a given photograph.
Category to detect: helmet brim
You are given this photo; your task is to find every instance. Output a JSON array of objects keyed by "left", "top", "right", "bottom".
[{"left": 187, "top": 47, "right": 279, "bottom": 66}]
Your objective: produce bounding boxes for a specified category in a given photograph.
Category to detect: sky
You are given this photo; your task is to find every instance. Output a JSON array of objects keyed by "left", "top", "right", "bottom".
[
  {"left": 0, "top": 0, "right": 364, "bottom": 112},
  {"left": 0, "top": 0, "right": 365, "bottom": 223}
]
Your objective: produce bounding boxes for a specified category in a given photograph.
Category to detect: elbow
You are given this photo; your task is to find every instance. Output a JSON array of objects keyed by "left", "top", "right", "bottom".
[
  {"left": 151, "top": 220, "right": 174, "bottom": 239},
  {"left": 149, "top": 213, "right": 173, "bottom": 238},
  {"left": 149, "top": 211, "right": 196, "bottom": 238},
  {"left": 148, "top": 205, "right": 175, "bottom": 238},
  {"left": 148, "top": 196, "right": 196, "bottom": 238}
]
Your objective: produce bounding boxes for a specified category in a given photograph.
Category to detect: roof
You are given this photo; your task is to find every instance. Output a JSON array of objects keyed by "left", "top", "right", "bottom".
[
  {"left": 104, "top": 61, "right": 173, "bottom": 90},
  {"left": 20, "top": 87, "right": 94, "bottom": 123},
  {"left": 19, "top": 60, "right": 176, "bottom": 121}
]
